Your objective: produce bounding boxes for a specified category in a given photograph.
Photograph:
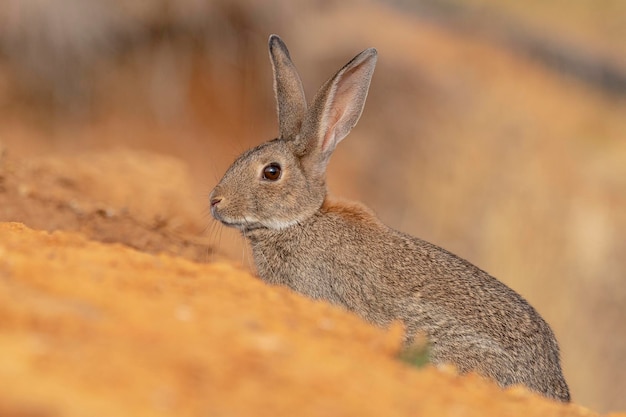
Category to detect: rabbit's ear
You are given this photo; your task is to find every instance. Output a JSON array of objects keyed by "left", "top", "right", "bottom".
[
  {"left": 269, "top": 35, "right": 307, "bottom": 140},
  {"left": 298, "top": 47, "right": 377, "bottom": 170}
]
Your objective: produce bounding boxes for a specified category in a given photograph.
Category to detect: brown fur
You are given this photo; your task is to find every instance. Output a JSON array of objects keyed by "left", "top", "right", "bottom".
[{"left": 210, "top": 35, "right": 570, "bottom": 402}]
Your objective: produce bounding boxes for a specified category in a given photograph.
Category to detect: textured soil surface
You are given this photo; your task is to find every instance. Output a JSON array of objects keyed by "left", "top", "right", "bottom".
[{"left": 0, "top": 221, "right": 611, "bottom": 417}]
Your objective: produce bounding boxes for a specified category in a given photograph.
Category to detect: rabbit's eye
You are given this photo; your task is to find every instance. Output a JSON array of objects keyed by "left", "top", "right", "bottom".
[{"left": 262, "top": 163, "right": 282, "bottom": 181}]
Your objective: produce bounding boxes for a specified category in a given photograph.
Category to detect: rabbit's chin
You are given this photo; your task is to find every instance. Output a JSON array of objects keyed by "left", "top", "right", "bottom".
[{"left": 214, "top": 213, "right": 300, "bottom": 233}]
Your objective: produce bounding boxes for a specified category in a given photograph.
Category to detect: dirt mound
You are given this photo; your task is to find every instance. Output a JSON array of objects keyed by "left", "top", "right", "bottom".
[
  {"left": 0, "top": 148, "right": 213, "bottom": 263},
  {"left": 0, "top": 222, "right": 607, "bottom": 417}
]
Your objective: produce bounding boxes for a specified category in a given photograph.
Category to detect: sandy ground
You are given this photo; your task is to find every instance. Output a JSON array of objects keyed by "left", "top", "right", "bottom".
[{"left": 0, "top": 220, "right": 611, "bottom": 417}]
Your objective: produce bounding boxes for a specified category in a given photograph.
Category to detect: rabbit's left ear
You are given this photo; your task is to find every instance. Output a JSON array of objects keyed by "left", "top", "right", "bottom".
[
  {"left": 269, "top": 35, "right": 307, "bottom": 141},
  {"left": 298, "top": 47, "right": 377, "bottom": 169}
]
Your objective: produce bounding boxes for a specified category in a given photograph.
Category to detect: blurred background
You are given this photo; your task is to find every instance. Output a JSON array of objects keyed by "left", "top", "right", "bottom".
[{"left": 0, "top": 0, "right": 624, "bottom": 412}]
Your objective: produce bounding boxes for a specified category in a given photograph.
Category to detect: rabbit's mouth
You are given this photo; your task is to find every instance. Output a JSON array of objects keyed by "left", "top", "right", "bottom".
[
  {"left": 212, "top": 212, "right": 267, "bottom": 232},
  {"left": 222, "top": 219, "right": 266, "bottom": 232},
  {"left": 214, "top": 211, "right": 302, "bottom": 233},
  {"left": 210, "top": 196, "right": 306, "bottom": 232}
]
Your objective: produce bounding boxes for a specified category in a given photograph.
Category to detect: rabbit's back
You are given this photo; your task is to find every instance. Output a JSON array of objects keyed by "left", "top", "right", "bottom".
[{"left": 247, "top": 197, "right": 570, "bottom": 402}]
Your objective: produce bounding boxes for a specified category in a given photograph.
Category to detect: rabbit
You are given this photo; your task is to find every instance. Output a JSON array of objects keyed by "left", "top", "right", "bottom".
[{"left": 209, "top": 34, "right": 570, "bottom": 402}]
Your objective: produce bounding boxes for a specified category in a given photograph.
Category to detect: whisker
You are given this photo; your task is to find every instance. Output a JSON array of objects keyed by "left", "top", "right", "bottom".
[
  {"left": 217, "top": 224, "right": 224, "bottom": 262},
  {"left": 204, "top": 219, "right": 224, "bottom": 264},
  {"left": 241, "top": 231, "right": 254, "bottom": 273},
  {"left": 242, "top": 216, "right": 252, "bottom": 267}
]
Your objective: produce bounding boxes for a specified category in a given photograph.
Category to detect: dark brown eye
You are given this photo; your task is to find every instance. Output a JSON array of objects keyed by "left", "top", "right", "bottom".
[{"left": 262, "top": 163, "right": 281, "bottom": 181}]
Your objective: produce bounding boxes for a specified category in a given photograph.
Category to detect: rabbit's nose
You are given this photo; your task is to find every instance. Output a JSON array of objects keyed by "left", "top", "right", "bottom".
[{"left": 210, "top": 197, "right": 222, "bottom": 207}]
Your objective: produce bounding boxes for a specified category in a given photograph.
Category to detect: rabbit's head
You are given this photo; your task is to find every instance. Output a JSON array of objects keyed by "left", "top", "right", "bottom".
[{"left": 210, "top": 35, "right": 377, "bottom": 232}]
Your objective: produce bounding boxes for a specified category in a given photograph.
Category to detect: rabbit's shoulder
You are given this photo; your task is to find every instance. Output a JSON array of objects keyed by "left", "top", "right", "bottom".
[{"left": 319, "top": 196, "right": 383, "bottom": 228}]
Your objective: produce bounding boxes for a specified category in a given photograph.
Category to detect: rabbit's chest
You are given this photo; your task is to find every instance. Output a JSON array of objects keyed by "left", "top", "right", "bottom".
[
  {"left": 249, "top": 232, "right": 347, "bottom": 306},
  {"left": 248, "top": 225, "right": 399, "bottom": 322}
]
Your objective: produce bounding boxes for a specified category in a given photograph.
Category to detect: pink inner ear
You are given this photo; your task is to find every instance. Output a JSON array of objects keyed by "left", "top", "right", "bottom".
[
  {"left": 310, "top": 49, "right": 376, "bottom": 158},
  {"left": 319, "top": 75, "right": 364, "bottom": 154},
  {"left": 321, "top": 107, "right": 343, "bottom": 153}
]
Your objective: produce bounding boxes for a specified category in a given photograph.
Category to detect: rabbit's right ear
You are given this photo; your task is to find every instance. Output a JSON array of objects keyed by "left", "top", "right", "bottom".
[
  {"left": 298, "top": 47, "right": 377, "bottom": 174},
  {"left": 269, "top": 35, "right": 307, "bottom": 141}
]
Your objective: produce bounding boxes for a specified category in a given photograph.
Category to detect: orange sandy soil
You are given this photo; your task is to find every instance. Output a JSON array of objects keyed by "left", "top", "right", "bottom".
[{"left": 0, "top": 221, "right": 612, "bottom": 417}]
